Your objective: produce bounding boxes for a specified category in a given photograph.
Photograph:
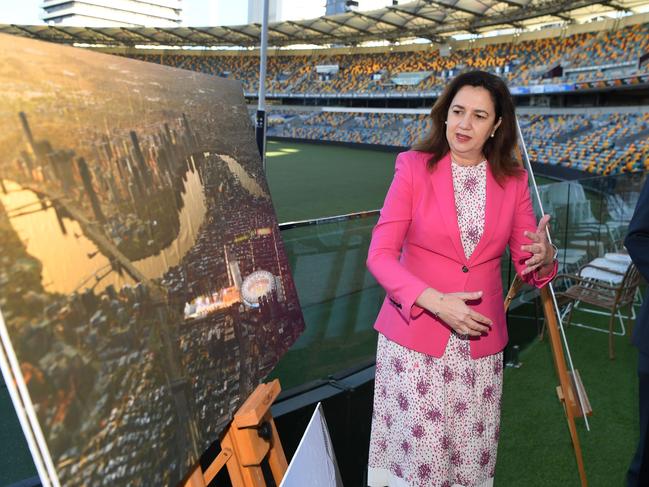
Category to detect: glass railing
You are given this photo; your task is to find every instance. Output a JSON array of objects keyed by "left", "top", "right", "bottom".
[
  {"left": 269, "top": 170, "right": 648, "bottom": 392},
  {"left": 537, "top": 171, "right": 647, "bottom": 276},
  {"left": 268, "top": 211, "right": 382, "bottom": 390}
]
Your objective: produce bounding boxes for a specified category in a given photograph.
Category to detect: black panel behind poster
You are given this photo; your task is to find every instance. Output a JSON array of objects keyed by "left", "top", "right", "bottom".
[{"left": 0, "top": 33, "right": 304, "bottom": 485}]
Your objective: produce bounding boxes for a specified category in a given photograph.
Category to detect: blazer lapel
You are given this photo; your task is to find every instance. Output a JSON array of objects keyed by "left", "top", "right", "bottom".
[
  {"left": 431, "top": 153, "right": 467, "bottom": 264},
  {"left": 468, "top": 159, "right": 504, "bottom": 266}
]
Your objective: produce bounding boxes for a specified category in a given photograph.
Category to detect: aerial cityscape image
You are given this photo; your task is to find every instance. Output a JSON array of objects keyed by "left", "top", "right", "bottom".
[{"left": 0, "top": 33, "right": 304, "bottom": 485}]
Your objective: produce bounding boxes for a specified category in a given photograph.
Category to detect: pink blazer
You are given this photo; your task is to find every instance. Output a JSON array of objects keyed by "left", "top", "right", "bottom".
[{"left": 366, "top": 150, "right": 558, "bottom": 359}]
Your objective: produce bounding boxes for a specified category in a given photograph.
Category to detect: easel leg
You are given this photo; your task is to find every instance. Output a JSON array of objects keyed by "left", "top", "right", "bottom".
[
  {"left": 186, "top": 467, "right": 208, "bottom": 487},
  {"left": 266, "top": 417, "right": 288, "bottom": 483},
  {"left": 221, "top": 428, "right": 262, "bottom": 487},
  {"left": 563, "top": 400, "right": 588, "bottom": 487},
  {"left": 203, "top": 448, "right": 233, "bottom": 485},
  {"left": 542, "top": 287, "right": 589, "bottom": 487}
]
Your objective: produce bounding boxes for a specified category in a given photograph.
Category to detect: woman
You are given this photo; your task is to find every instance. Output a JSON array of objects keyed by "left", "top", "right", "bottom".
[{"left": 366, "top": 70, "right": 558, "bottom": 487}]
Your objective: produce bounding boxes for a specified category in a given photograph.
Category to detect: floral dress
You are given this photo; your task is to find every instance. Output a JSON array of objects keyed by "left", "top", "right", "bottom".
[{"left": 368, "top": 160, "right": 502, "bottom": 487}]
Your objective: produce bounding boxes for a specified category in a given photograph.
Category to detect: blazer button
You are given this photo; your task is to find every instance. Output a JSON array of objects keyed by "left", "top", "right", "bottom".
[{"left": 462, "top": 265, "right": 469, "bottom": 273}]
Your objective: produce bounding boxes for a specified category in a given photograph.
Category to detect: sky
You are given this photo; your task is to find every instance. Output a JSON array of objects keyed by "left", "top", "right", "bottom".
[{"left": 0, "top": 0, "right": 396, "bottom": 26}]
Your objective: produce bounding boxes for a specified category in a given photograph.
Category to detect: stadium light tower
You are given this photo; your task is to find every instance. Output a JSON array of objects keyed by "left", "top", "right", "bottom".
[{"left": 256, "top": 0, "right": 269, "bottom": 170}]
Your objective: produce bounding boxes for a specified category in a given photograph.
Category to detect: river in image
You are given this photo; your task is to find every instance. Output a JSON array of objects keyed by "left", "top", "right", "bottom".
[
  {"left": 0, "top": 152, "right": 270, "bottom": 296},
  {"left": 0, "top": 163, "right": 207, "bottom": 295}
]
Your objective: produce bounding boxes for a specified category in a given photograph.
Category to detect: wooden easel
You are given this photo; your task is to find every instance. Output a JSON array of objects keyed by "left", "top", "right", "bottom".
[
  {"left": 184, "top": 379, "right": 288, "bottom": 487},
  {"left": 504, "top": 280, "right": 591, "bottom": 487},
  {"left": 508, "top": 125, "right": 593, "bottom": 487}
]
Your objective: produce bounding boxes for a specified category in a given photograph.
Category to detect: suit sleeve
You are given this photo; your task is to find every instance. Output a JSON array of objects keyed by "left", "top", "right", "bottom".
[
  {"left": 624, "top": 179, "right": 649, "bottom": 283},
  {"left": 366, "top": 152, "right": 429, "bottom": 322},
  {"left": 508, "top": 170, "right": 558, "bottom": 288}
]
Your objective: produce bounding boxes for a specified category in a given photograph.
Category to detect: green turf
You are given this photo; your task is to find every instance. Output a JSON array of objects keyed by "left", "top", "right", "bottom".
[
  {"left": 265, "top": 140, "right": 398, "bottom": 222},
  {"left": 497, "top": 306, "right": 639, "bottom": 487}
]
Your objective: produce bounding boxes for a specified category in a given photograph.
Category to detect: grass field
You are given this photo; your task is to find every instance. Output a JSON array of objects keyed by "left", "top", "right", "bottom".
[
  {"left": 0, "top": 141, "right": 640, "bottom": 486},
  {"left": 265, "top": 140, "right": 398, "bottom": 222},
  {"left": 497, "top": 313, "right": 639, "bottom": 487}
]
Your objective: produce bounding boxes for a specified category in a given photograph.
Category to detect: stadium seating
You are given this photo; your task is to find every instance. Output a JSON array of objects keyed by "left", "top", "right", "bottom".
[
  {"left": 265, "top": 110, "right": 649, "bottom": 175},
  {"left": 128, "top": 23, "right": 649, "bottom": 95},
  {"left": 525, "top": 112, "right": 649, "bottom": 174},
  {"left": 565, "top": 24, "right": 649, "bottom": 69}
]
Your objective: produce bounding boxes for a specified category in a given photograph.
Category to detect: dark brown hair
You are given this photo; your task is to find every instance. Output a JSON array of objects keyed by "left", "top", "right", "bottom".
[{"left": 412, "top": 70, "right": 521, "bottom": 183}]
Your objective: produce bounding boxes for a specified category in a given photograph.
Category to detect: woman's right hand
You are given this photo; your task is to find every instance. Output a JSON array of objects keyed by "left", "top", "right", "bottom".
[{"left": 424, "top": 289, "right": 492, "bottom": 336}]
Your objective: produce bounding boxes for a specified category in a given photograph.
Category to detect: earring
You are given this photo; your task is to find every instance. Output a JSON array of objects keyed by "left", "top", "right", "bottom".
[
  {"left": 444, "top": 121, "right": 447, "bottom": 125},
  {"left": 491, "top": 132, "right": 495, "bottom": 137}
]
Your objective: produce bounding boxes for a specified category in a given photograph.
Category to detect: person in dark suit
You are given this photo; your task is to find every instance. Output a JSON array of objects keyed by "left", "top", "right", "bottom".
[{"left": 626, "top": 177, "right": 649, "bottom": 487}]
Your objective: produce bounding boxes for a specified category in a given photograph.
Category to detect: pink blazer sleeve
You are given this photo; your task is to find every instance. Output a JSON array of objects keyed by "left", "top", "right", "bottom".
[
  {"left": 366, "top": 152, "right": 429, "bottom": 322},
  {"left": 509, "top": 170, "right": 558, "bottom": 287}
]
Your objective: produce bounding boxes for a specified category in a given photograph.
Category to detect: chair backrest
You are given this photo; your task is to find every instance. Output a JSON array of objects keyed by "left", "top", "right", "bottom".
[
  {"left": 551, "top": 181, "right": 587, "bottom": 204},
  {"left": 606, "top": 192, "right": 640, "bottom": 222},
  {"left": 539, "top": 182, "right": 589, "bottom": 218},
  {"left": 618, "top": 262, "right": 641, "bottom": 305}
]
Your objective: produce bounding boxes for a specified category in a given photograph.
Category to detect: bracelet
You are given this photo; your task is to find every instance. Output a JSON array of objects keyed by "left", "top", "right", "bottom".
[{"left": 433, "top": 294, "right": 444, "bottom": 317}]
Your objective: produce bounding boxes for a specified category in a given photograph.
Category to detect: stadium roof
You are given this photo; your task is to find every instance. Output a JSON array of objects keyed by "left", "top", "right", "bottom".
[{"left": 0, "top": 0, "right": 646, "bottom": 48}]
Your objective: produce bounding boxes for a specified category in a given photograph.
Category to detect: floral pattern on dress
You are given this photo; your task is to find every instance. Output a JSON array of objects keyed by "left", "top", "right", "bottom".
[
  {"left": 368, "top": 159, "right": 503, "bottom": 487},
  {"left": 452, "top": 159, "right": 487, "bottom": 259},
  {"left": 368, "top": 334, "right": 503, "bottom": 487}
]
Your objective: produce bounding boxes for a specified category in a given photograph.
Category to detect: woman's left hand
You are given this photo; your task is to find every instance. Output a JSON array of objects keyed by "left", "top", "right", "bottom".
[{"left": 520, "top": 214, "right": 554, "bottom": 276}]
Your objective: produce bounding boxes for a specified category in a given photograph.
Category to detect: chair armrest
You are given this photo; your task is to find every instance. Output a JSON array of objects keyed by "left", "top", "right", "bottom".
[{"left": 555, "top": 273, "right": 620, "bottom": 291}]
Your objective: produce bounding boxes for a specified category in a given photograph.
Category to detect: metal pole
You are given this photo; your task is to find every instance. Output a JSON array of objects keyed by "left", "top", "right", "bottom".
[{"left": 256, "top": 0, "right": 269, "bottom": 171}]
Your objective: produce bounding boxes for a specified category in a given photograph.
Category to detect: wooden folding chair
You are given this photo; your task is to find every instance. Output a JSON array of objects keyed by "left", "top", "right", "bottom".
[{"left": 556, "top": 262, "right": 641, "bottom": 359}]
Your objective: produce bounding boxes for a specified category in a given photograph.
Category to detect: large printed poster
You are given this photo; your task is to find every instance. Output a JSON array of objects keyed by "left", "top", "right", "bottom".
[{"left": 0, "top": 33, "right": 304, "bottom": 485}]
